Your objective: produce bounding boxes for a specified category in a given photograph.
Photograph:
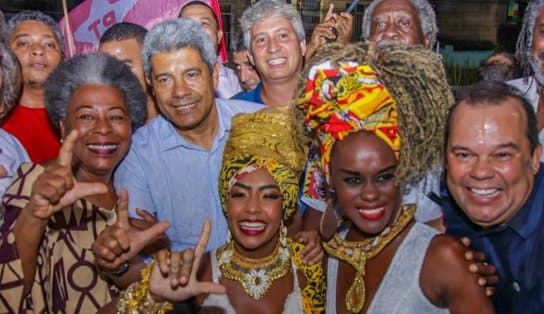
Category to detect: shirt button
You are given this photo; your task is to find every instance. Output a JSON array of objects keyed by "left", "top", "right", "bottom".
[{"left": 513, "top": 282, "right": 521, "bottom": 292}]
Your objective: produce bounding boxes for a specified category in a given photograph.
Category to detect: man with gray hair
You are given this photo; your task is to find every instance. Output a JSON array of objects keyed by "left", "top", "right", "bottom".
[
  {"left": 1, "top": 11, "right": 63, "bottom": 164},
  {"left": 362, "top": 0, "right": 438, "bottom": 49},
  {"left": 112, "top": 18, "right": 261, "bottom": 257},
  {"left": 509, "top": 0, "right": 544, "bottom": 162},
  {"left": 233, "top": 0, "right": 306, "bottom": 107}
]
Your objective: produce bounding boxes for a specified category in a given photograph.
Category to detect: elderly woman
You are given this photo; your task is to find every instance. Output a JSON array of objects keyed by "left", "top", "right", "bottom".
[
  {"left": 0, "top": 52, "right": 146, "bottom": 313},
  {"left": 115, "top": 108, "right": 326, "bottom": 313},
  {"left": 298, "top": 42, "right": 495, "bottom": 313},
  {"left": 0, "top": 41, "right": 28, "bottom": 200}
]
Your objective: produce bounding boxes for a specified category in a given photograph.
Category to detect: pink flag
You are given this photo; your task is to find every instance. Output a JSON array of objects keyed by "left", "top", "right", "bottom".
[{"left": 58, "top": 0, "right": 228, "bottom": 62}]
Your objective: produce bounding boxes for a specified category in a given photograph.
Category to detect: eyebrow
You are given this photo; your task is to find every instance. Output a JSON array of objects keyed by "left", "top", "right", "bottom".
[
  {"left": 450, "top": 142, "right": 520, "bottom": 151},
  {"left": 75, "top": 105, "right": 127, "bottom": 112},
  {"left": 233, "top": 182, "right": 280, "bottom": 191},
  {"left": 338, "top": 164, "right": 397, "bottom": 176},
  {"left": 13, "top": 33, "right": 56, "bottom": 40}
]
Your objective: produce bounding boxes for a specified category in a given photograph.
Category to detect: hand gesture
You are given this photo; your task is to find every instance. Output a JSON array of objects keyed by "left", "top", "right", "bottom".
[
  {"left": 295, "top": 229, "right": 324, "bottom": 265},
  {"left": 149, "top": 219, "right": 226, "bottom": 302},
  {"left": 28, "top": 130, "right": 108, "bottom": 221},
  {"left": 305, "top": 4, "right": 337, "bottom": 61},
  {"left": 461, "top": 237, "right": 499, "bottom": 296},
  {"left": 91, "top": 188, "right": 170, "bottom": 271}
]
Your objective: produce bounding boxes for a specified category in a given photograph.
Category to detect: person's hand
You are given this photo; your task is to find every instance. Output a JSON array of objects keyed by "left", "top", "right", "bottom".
[
  {"left": 148, "top": 219, "right": 226, "bottom": 302},
  {"left": 27, "top": 130, "right": 108, "bottom": 221},
  {"left": 295, "top": 230, "right": 324, "bottom": 265},
  {"left": 91, "top": 188, "right": 170, "bottom": 271},
  {"left": 130, "top": 208, "right": 170, "bottom": 256},
  {"left": 461, "top": 237, "right": 499, "bottom": 296},
  {"left": 333, "top": 11, "right": 353, "bottom": 44},
  {"left": 305, "top": 4, "right": 337, "bottom": 61}
]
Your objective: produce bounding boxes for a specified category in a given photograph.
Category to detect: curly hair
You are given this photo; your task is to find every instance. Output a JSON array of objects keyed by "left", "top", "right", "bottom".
[
  {"left": 294, "top": 41, "right": 453, "bottom": 186},
  {"left": 6, "top": 10, "right": 65, "bottom": 57},
  {"left": 362, "top": 0, "right": 438, "bottom": 48},
  {"left": 44, "top": 52, "right": 146, "bottom": 133},
  {"left": 142, "top": 18, "right": 217, "bottom": 77},
  {"left": 0, "top": 42, "right": 21, "bottom": 118},
  {"left": 516, "top": 0, "right": 544, "bottom": 79}
]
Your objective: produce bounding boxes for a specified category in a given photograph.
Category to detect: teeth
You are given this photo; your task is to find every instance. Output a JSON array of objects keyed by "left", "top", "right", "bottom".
[
  {"left": 88, "top": 144, "right": 118, "bottom": 150},
  {"left": 358, "top": 207, "right": 385, "bottom": 215},
  {"left": 268, "top": 58, "right": 286, "bottom": 65},
  {"left": 174, "top": 103, "right": 196, "bottom": 110},
  {"left": 470, "top": 188, "right": 500, "bottom": 196},
  {"left": 239, "top": 222, "right": 266, "bottom": 230}
]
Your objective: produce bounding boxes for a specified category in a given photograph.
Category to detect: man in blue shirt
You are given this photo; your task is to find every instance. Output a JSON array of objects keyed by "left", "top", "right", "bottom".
[
  {"left": 442, "top": 80, "right": 544, "bottom": 313},
  {"left": 113, "top": 18, "right": 261, "bottom": 254}
]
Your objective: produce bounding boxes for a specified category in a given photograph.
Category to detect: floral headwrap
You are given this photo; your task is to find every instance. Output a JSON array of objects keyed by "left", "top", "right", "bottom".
[
  {"left": 298, "top": 60, "right": 400, "bottom": 184},
  {"left": 219, "top": 108, "right": 307, "bottom": 221}
]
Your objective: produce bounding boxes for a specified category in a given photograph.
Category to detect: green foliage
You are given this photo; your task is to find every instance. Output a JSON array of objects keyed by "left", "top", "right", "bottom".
[{"left": 443, "top": 61, "right": 478, "bottom": 86}]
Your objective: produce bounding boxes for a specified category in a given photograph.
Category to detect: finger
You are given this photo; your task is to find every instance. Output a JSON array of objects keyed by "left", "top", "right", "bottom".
[
  {"left": 169, "top": 251, "right": 182, "bottom": 287},
  {"left": 178, "top": 249, "right": 195, "bottom": 285},
  {"left": 191, "top": 219, "right": 211, "bottom": 278},
  {"left": 324, "top": 3, "right": 334, "bottom": 21},
  {"left": 485, "top": 287, "right": 496, "bottom": 297},
  {"left": 67, "top": 182, "right": 108, "bottom": 203},
  {"left": 156, "top": 249, "right": 170, "bottom": 275},
  {"left": 469, "top": 262, "right": 496, "bottom": 276},
  {"left": 116, "top": 188, "right": 130, "bottom": 229},
  {"left": 135, "top": 221, "right": 170, "bottom": 250},
  {"left": 195, "top": 282, "right": 227, "bottom": 295},
  {"left": 461, "top": 236, "right": 471, "bottom": 247},
  {"left": 58, "top": 129, "right": 79, "bottom": 168},
  {"left": 135, "top": 208, "right": 157, "bottom": 223}
]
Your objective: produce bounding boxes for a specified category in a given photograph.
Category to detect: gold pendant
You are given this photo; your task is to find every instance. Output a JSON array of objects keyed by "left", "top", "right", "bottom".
[{"left": 346, "top": 272, "right": 365, "bottom": 313}]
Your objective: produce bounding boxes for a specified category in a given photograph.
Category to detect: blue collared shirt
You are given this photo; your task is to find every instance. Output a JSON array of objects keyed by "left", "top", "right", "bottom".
[
  {"left": 232, "top": 82, "right": 263, "bottom": 104},
  {"left": 114, "top": 98, "right": 262, "bottom": 252},
  {"left": 442, "top": 165, "right": 544, "bottom": 314}
]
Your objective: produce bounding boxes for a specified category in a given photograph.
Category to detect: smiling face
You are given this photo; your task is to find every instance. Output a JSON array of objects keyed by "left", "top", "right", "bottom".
[
  {"left": 232, "top": 50, "right": 260, "bottom": 92},
  {"left": 248, "top": 15, "right": 306, "bottom": 85},
  {"left": 149, "top": 47, "right": 219, "bottom": 136},
  {"left": 9, "top": 20, "right": 62, "bottom": 88},
  {"left": 227, "top": 167, "right": 282, "bottom": 258},
  {"left": 369, "top": 0, "right": 429, "bottom": 47},
  {"left": 330, "top": 131, "right": 401, "bottom": 238},
  {"left": 60, "top": 84, "right": 132, "bottom": 180},
  {"left": 446, "top": 98, "right": 541, "bottom": 228}
]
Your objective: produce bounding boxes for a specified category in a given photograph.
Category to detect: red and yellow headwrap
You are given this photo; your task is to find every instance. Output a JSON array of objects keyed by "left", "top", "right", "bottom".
[{"left": 298, "top": 60, "right": 400, "bottom": 184}]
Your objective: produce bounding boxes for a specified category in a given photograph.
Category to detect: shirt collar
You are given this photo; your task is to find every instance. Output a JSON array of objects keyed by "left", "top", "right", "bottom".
[{"left": 157, "top": 100, "right": 230, "bottom": 152}]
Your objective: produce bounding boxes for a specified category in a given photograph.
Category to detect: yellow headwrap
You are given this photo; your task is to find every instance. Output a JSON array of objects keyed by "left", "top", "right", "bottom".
[
  {"left": 219, "top": 108, "right": 307, "bottom": 221},
  {"left": 298, "top": 60, "right": 400, "bottom": 184}
]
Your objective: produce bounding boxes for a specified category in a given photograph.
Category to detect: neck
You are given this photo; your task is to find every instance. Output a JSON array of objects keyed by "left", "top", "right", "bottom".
[
  {"left": 176, "top": 102, "right": 219, "bottom": 151},
  {"left": 260, "top": 77, "right": 299, "bottom": 107},
  {"left": 20, "top": 85, "right": 45, "bottom": 108},
  {"left": 74, "top": 168, "right": 116, "bottom": 209},
  {"left": 232, "top": 232, "right": 280, "bottom": 259}
]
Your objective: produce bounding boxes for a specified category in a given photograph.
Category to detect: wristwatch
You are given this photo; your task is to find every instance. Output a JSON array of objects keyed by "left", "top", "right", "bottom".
[{"left": 105, "top": 261, "right": 129, "bottom": 277}]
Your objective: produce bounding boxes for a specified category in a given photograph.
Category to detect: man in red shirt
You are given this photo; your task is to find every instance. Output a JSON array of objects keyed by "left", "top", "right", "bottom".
[{"left": 1, "top": 11, "right": 62, "bottom": 163}]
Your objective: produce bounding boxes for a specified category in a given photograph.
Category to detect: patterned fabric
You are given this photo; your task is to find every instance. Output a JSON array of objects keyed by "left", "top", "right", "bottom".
[
  {"left": 0, "top": 163, "right": 118, "bottom": 313},
  {"left": 298, "top": 61, "right": 400, "bottom": 184}
]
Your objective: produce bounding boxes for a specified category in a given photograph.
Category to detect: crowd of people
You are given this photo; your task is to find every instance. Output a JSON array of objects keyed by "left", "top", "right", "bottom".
[{"left": 0, "top": 0, "right": 542, "bottom": 313}]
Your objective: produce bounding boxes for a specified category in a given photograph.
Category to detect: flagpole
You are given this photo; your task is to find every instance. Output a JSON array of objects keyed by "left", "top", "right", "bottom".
[{"left": 62, "top": 0, "right": 75, "bottom": 58}]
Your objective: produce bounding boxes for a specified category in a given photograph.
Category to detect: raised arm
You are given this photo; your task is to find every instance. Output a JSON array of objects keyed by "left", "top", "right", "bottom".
[{"left": 420, "top": 234, "right": 495, "bottom": 314}]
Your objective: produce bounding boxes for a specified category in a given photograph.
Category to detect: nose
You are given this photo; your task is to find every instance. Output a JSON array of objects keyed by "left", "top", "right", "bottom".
[
  {"left": 382, "top": 23, "right": 400, "bottom": 41},
  {"left": 267, "top": 37, "right": 280, "bottom": 53},
  {"left": 360, "top": 182, "right": 379, "bottom": 202},
  {"left": 469, "top": 157, "right": 495, "bottom": 180},
  {"left": 240, "top": 66, "right": 251, "bottom": 83},
  {"left": 245, "top": 193, "right": 261, "bottom": 214},
  {"left": 173, "top": 78, "right": 191, "bottom": 98},
  {"left": 31, "top": 43, "right": 44, "bottom": 56},
  {"left": 93, "top": 116, "right": 113, "bottom": 135}
]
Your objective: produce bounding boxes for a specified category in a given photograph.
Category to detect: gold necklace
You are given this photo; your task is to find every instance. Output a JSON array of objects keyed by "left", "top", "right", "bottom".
[
  {"left": 323, "top": 204, "right": 416, "bottom": 313},
  {"left": 217, "top": 239, "right": 291, "bottom": 300}
]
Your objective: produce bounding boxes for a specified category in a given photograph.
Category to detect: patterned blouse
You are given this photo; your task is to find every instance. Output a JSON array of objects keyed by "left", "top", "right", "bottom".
[{"left": 0, "top": 163, "right": 118, "bottom": 313}]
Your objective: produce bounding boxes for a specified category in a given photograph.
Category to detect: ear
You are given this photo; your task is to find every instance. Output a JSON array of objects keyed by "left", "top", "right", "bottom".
[
  {"left": 212, "top": 62, "right": 220, "bottom": 89},
  {"left": 532, "top": 144, "right": 542, "bottom": 174},
  {"left": 146, "top": 76, "right": 156, "bottom": 97},
  {"left": 248, "top": 52, "right": 256, "bottom": 66},
  {"left": 423, "top": 33, "right": 432, "bottom": 49},
  {"left": 217, "top": 29, "right": 223, "bottom": 48},
  {"left": 59, "top": 120, "right": 66, "bottom": 140},
  {"left": 299, "top": 40, "right": 307, "bottom": 57}
]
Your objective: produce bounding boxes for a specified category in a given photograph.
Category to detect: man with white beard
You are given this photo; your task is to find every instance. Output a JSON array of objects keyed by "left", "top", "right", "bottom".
[{"left": 510, "top": 0, "right": 544, "bottom": 161}]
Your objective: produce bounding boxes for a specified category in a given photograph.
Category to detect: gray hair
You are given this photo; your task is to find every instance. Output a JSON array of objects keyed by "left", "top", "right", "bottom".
[
  {"left": 0, "top": 42, "right": 21, "bottom": 117},
  {"left": 6, "top": 10, "right": 65, "bottom": 57},
  {"left": 362, "top": 0, "right": 438, "bottom": 48},
  {"left": 516, "top": 0, "right": 544, "bottom": 79},
  {"left": 240, "top": 0, "right": 305, "bottom": 53},
  {"left": 142, "top": 18, "right": 217, "bottom": 77},
  {"left": 44, "top": 52, "right": 146, "bottom": 133}
]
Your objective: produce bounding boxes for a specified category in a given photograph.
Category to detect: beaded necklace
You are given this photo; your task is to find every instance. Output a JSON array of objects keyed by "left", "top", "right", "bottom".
[
  {"left": 323, "top": 204, "right": 416, "bottom": 313},
  {"left": 217, "top": 239, "right": 291, "bottom": 300}
]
